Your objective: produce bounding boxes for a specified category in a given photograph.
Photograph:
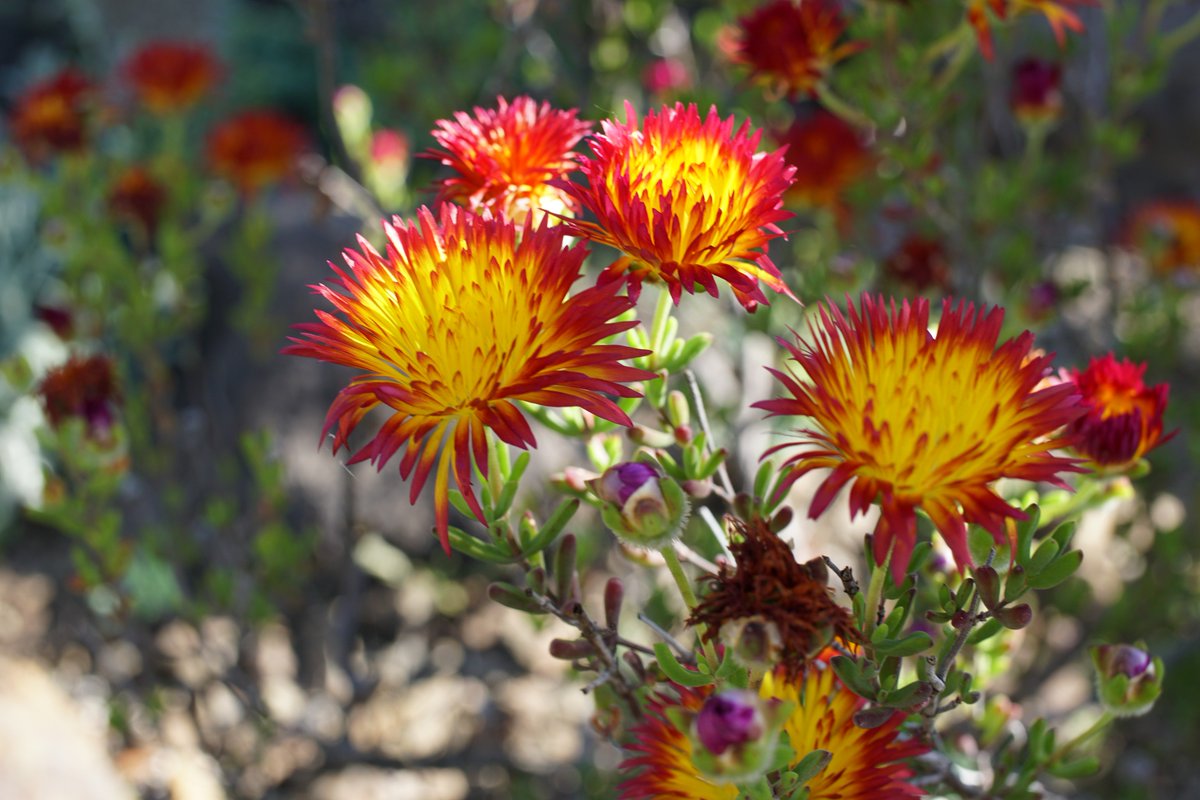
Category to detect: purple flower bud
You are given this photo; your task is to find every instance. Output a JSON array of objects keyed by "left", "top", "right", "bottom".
[
  {"left": 611, "top": 462, "right": 660, "bottom": 504},
  {"left": 1096, "top": 644, "right": 1153, "bottom": 680},
  {"left": 1091, "top": 643, "right": 1163, "bottom": 717},
  {"left": 694, "top": 691, "right": 763, "bottom": 756}
]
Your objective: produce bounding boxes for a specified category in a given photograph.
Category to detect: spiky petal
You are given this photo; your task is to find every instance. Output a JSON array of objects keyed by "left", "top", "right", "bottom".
[
  {"left": 562, "top": 102, "right": 796, "bottom": 311},
  {"left": 1063, "top": 354, "right": 1172, "bottom": 468},
  {"left": 619, "top": 655, "right": 927, "bottom": 799},
  {"left": 426, "top": 96, "right": 592, "bottom": 225},
  {"left": 285, "top": 205, "right": 653, "bottom": 552},
  {"left": 968, "top": 0, "right": 1093, "bottom": 61},
  {"left": 754, "top": 295, "right": 1086, "bottom": 583}
]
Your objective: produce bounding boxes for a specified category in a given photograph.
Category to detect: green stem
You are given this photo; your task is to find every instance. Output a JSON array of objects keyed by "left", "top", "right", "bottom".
[
  {"left": 814, "top": 83, "right": 873, "bottom": 129},
  {"left": 661, "top": 545, "right": 720, "bottom": 669},
  {"left": 649, "top": 285, "right": 674, "bottom": 359},
  {"left": 1048, "top": 711, "right": 1114, "bottom": 766},
  {"left": 1162, "top": 11, "right": 1200, "bottom": 54},
  {"left": 862, "top": 546, "right": 891, "bottom": 638}
]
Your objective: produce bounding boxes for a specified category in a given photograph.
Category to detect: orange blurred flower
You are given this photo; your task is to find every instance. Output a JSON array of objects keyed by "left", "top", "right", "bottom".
[
  {"left": 562, "top": 102, "right": 795, "bottom": 311},
  {"left": 123, "top": 41, "right": 221, "bottom": 114},
  {"left": 776, "top": 110, "right": 871, "bottom": 211},
  {"left": 1124, "top": 200, "right": 1200, "bottom": 273},
  {"left": 728, "top": 0, "right": 863, "bottom": 99},
  {"left": 968, "top": 0, "right": 1092, "bottom": 61},
  {"left": 1064, "top": 354, "right": 1171, "bottom": 469},
  {"left": 427, "top": 96, "right": 591, "bottom": 225},
  {"left": 620, "top": 655, "right": 927, "bottom": 799},
  {"left": 108, "top": 165, "right": 168, "bottom": 241},
  {"left": 9, "top": 68, "right": 94, "bottom": 159},
  {"left": 755, "top": 295, "right": 1085, "bottom": 582},
  {"left": 38, "top": 354, "right": 119, "bottom": 438},
  {"left": 284, "top": 205, "right": 653, "bottom": 552},
  {"left": 207, "top": 110, "right": 305, "bottom": 195}
]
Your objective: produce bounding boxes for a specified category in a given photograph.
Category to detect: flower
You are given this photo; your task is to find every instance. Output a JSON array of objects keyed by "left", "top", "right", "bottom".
[
  {"left": 689, "top": 516, "right": 859, "bottom": 675},
  {"left": 562, "top": 102, "right": 796, "bottom": 311},
  {"left": 968, "top": 0, "right": 1091, "bottom": 61},
  {"left": 123, "top": 41, "right": 221, "bottom": 114},
  {"left": 284, "top": 205, "right": 653, "bottom": 552},
  {"left": 643, "top": 58, "right": 693, "bottom": 95},
  {"left": 1124, "top": 200, "right": 1200, "bottom": 273},
  {"left": 776, "top": 110, "right": 872, "bottom": 212},
  {"left": 9, "top": 68, "right": 94, "bottom": 159},
  {"left": 1090, "top": 643, "right": 1164, "bottom": 717},
  {"left": 108, "top": 165, "right": 168, "bottom": 241},
  {"left": 728, "top": 0, "right": 862, "bottom": 99},
  {"left": 426, "top": 96, "right": 591, "bottom": 226},
  {"left": 1063, "top": 354, "right": 1171, "bottom": 469},
  {"left": 620, "top": 656, "right": 927, "bottom": 799},
  {"left": 38, "top": 354, "right": 119, "bottom": 438},
  {"left": 207, "top": 110, "right": 306, "bottom": 195},
  {"left": 695, "top": 692, "right": 764, "bottom": 756},
  {"left": 590, "top": 461, "right": 690, "bottom": 548},
  {"left": 882, "top": 235, "right": 952, "bottom": 293},
  {"left": 1010, "top": 58, "right": 1063, "bottom": 126},
  {"left": 754, "top": 295, "right": 1085, "bottom": 583}
]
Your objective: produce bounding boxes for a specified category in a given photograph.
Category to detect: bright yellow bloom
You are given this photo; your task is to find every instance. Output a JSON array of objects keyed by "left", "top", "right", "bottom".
[
  {"left": 427, "top": 95, "right": 592, "bottom": 225},
  {"left": 562, "top": 102, "right": 796, "bottom": 311},
  {"left": 619, "top": 657, "right": 927, "bottom": 798},
  {"left": 285, "top": 205, "right": 653, "bottom": 551},
  {"left": 755, "top": 295, "right": 1085, "bottom": 582}
]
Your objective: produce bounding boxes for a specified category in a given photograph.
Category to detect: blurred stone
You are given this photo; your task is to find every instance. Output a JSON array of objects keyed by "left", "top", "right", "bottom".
[
  {"left": 0, "top": 656, "right": 134, "bottom": 799},
  {"left": 348, "top": 675, "right": 487, "bottom": 760},
  {"left": 495, "top": 676, "right": 589, "bottom": 773},
  {"left": 0, "top": 569, "right": 52, "bottom": 652}
]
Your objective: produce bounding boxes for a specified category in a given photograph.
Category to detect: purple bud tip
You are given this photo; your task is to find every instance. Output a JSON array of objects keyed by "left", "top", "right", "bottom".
[
  {"left": 695, "top": 691, "right": 762, "bottom": 755},
  {"left": 1104, "top": 644, "right": 1153, "bottom": 679},
  {"left": 612, "top": 462, "right": 659, "bottom": 504}
]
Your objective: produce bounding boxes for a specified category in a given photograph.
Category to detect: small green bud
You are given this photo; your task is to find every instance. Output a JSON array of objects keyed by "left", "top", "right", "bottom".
[
  {"left": 590, "top": 462, "right": 689, "bottom": 548},
  {"left": 1090, "top": 643, "right": 1164, "bottom": 717}
]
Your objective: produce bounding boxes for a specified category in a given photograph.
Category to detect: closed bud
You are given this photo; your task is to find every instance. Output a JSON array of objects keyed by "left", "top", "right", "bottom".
[
  {"left": 629, "top": 424, "right": 676, "bottom": 448},
  {"left": 1091, "top": 643, "right": 1164, "bottom": 717},
  {"left": 681, "top": 477, "right": 713, "bottom": 499},
  {"left": 604, "top": 577, "right": 624, "bottom": 629},
  {"left": 666, "top": 390, "right": 691, "bottom": 428},
  {"left": 589, "top": 462, "right": 689, "bottom": 549},
  {"left": 550, "top": 637, "right": 596, "bottom": 660},
  {"left": 673, "top": 424, "right": 693, "bottom": 445},
  {"left": 769, "top": 505, "right": 794, "bottom": 533},
  {"left": 951, "top": 610, "right": 970, "bottom": 629},
  {"left": 974, "top": 565, "right": 1001, "bottom": 610},
  {"left": 720, "top": 616, "right": 783, "bottom": 675},
  {"left": 689, "top": 691, "right": 789, "bottom": 784}
]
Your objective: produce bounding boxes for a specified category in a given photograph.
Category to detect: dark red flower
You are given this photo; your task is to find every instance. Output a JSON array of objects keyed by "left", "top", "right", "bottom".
[{"left": 9, "top": 68, "right": 94, "bottom": 159}]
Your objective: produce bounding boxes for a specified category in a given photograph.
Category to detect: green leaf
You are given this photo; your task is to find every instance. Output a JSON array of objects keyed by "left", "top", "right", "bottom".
[
  {"left": 966, "top": 617, "right": 1004, "bottom": 645},
  {"left": 830, "top": 656, "right": 876, "bottom": 699},
  {"left": 1049, "top": 755, "right": 1101, "bottom": 780},
  {"left": 1027, "top": 538, "right": 1060, "bottom": 575},
  {"left": 1027, "top": 549, "right": 1083, "bottom": 590},
  {"left": 520, "top": 498, "right": 579, "bottom": 556},
  {"left": 872, "top": 631, "right": 934, "bottom": 658},
  {"left": 790, "top": 748, "right": 832, "bottom": 787},
  {"left": 653, "top": 642, "right": 712, "bottom": 687},
  {"left": 447, "top": 526, "right": 513, "bottom": 563}
]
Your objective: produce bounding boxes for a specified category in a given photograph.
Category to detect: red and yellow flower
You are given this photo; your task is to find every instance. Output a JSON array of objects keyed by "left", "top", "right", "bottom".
[
  {"left": 123, "top": 41, "right": 221, "bottom": 114},
  {"left": 727, "top": 0, "right": 862, "bottom": 99},
  {"left": 9, "top": 68, "right": 94, "bottom": 159},
  {"left": 207, "top": 110, "right": 306, "bottom": 195},
  {"left": 776, "top": 110, "right": 872, "bottom": 212},
  {"left": 284, "top": 205, "right": 653, "bottom": 552},
  {"left": 1124, "top": 201, "right": 1200, "bottom": 273},
  {"left": 426, "top": 96, "right": 591, "bottom": 226},
  {"left": 1063, "top": 354, "right": 1171, "bottom": 469},
  {"left": 562, "top": 102, "right": 795, "bottom": 311},
  {"left": 968, "top": 0, "right": 1092, "bottom": 61},
  {"left": 620, "top": 658, "right": 927, "bottom": 798},
  {"left": 754, "top": 295, "right": 1085, "bottom": 582}
]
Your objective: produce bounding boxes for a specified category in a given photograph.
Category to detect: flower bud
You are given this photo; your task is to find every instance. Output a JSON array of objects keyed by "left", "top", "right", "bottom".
[
  {"left": 719, "top": 616, "right": 784, "bottom": 674},
  {"left": 688, "top": 691, "right": 788, "bottom": 784},
  {"left": 1091, "top": 643, "right": 1163, "bottom": 717},
  {"left": 1011, "top": 58, "right": 1062, "bottom": 128},
  {"left": 590, "top": 462, "right": 689, "bottom": 548}
]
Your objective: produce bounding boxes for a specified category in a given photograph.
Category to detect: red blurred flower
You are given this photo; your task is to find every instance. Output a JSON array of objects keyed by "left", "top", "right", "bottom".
[
  {"left": 562, "top": 102, "right": 795, "bottom": 311},
  {"left": 776, "top": 110, "right": 871, "bottom": 211},
  {"left": 1124, "top": 201, "right": 1200, "bottom": 274},
  {"left": 1011, "top": 58, "right": 1063, "bottom": 125},
  {"left": 755, "top": 295, "right": 1085, "bottom": 582},
  {"left": 108, "top": 165, "right": 167, "bottom": 241},
  {"left": 643, "top": 58, "right": 692, "bottom": 95},
  {"left": 123, "top": 41, "right": 221, "bottom": 114},
  {"left": 426, "top": 96, "right": 591, "bottom": 225},
  {"left": 883, "top": 235, "right": 952, "bottom": 293},
  {"left": 969, "top": 0, "right": 1092, "bottom": 61},
  {"left": 38, "top": 354, "right": 119, "bottom": 438},
  {"left": 9, "top": 68, "right": 94, "bottom": 159},
  {"left": 620, "top": 654, "right": 927, "bottom": 799},
  {"left": 1064, "top": 354, "right": 1171, "bottom": 468},
  {"left": 207, "top": 110, "right": 306, "bottom": 195},
  {"left": 728, "top": 0, "right": 863, "bottom": 99},
  {"left": 284, "top": 205, "right": 652, "bottom": 552}
]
